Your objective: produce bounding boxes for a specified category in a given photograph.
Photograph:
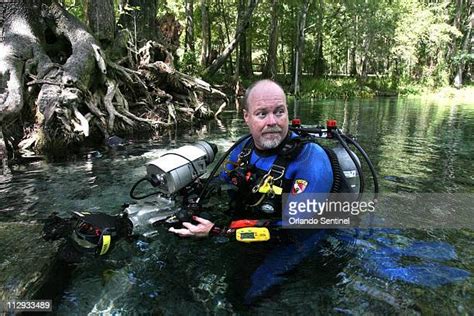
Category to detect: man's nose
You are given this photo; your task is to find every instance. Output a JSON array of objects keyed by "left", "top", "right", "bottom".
[{"left": 266, "top": 113, "right": 277, "bottom": 125}]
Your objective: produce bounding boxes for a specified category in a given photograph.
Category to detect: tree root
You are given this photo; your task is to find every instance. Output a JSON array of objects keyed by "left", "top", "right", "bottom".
[{"left": 0, "top": 3, "right": 227, "bottom": 160}]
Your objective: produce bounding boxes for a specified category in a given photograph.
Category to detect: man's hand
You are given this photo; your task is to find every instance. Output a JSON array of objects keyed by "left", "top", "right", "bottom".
[{"left": 168, "top": 216, "right": 214, "bottom": 238}]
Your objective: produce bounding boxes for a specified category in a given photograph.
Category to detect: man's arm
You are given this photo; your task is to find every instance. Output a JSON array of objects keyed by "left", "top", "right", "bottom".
[{"left": 282, "top": 143, "right": 333, "bottom": 222}]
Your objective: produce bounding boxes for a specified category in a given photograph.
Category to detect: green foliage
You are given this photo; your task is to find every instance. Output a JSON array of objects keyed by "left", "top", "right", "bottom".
[
  {"left": 176, "top": 50, "right": 200, "bottom": 75},
  {"left": 60, "top": 0, "right": 472, "bottom": 94},
  {"left": 63, "top": 0, "right": 85, "bottom": 20},
  {"left": 453, "top": 53, "right": 474, "bottom": 65},
  {"left": 300, "top": 77, "right": 376, "bottom": 99},
  {"left": 390, "top": 0, "right": 462, "bottom": 88}
]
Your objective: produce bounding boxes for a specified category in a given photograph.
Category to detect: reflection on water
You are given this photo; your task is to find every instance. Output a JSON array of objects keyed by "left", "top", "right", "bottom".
[
  {"left": 290, "top": 97, "right": 474, "bottom": 193},
  {"left": 0, "top": 98, "right": 473, "bottom": 314}
]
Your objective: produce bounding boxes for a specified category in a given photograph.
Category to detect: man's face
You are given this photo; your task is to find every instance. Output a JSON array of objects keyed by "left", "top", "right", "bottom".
[{"left": 244, "top": 82, "right": 289, "bottom": 150}]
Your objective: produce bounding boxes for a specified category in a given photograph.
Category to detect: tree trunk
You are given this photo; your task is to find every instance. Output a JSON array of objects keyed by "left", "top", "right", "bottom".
[
  {"left": 349, "top": 14, "right": 358, "bottom": 76},
  {"left": 289, "top": 4, "right": 295, "bottom": 81},
  {"left": 85, "top": 0, "right": 115, "bottom": 45},
  {"left": 292, "top": 0, "right": 310, "bottom": 95},
  {"left": 118, "top": 0, "right": 158, "bottom": 46},
  {"left": 0, "top": 1, "right": 226, "bottom": 162},
  {"left": 447, "top": 0, "right": 463, "bottom": 72},
  {"left": 262, "top": 0, "right": 278, "bottom": 79},
  {"left": 202, "top": 0, "right": 258, "bottom": 77},
  {"left": 350, "top": 46, "right": 357, "bottom": 76},
  {"left": 217, "top": 0, "right": 233, "bottom": 74},
  {"left": 360, "top": 36, "right": 371, "bottom": 80},
  {"left": 312, "top": 32, "right": 325, "bottom": 77},
  {"left": 453, "top": 4, "right": 473, "bottom": 88},
  {"left": 184, "top": 0, "right": 194, "bottom": 53},
  {"left": 237, "top": 0, "right": 245, "bottom": 75},
  {"left": 238, "top": 0, "right": 252, "bottom": 77},
  {"left": 200, "top": 0, "right": 210, "bottom": 66},
  {"left": 240, "top": 30, "right": 253, "bottom": 77},
  {"left": 239, "top": 32, "right": 252, "bottom": 77},
  {"left": 312, "top": 0, "right": 325, "bottom": 78},
  {"left": 280, "top": 29, "right": 286, "bottom": 75}
]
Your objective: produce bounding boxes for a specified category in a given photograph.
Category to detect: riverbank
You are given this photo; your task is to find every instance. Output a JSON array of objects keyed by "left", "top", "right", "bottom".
[
  {"left": 223, "top": 76, "right": 473, "bottom": 100},
  {"left": 403, "top": 86, "right": 474, "bottom": 104},
  {"left": 298, "top": 78, "right": 474, "bottom": 100}
]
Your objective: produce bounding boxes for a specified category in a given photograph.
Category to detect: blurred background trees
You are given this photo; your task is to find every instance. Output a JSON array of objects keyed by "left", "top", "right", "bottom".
[{"left": 58, "top": 0, "right": 472, "bottom": 91}]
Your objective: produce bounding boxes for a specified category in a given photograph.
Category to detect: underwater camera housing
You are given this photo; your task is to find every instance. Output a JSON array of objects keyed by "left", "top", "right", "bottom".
[
  {"left": 146, "top": 141, "right": 217, "bottom": 195},
  {"left": 130, "top": 141, "right": 218, "bottom": 201},
  {"left": 126, "top": 141, "right": 218, "bottom": 229}
]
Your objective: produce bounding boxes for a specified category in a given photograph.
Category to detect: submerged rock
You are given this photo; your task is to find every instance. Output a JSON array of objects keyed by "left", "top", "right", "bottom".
[
  {"left": 106, "top": 136, "right": 126, "bottom": 149},
  {"left": 0, "top": 222, "right": 62, "bottom": 300}
]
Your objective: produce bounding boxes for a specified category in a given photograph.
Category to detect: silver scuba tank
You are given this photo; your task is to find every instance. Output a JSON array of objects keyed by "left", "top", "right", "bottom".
[{"left": 332, "top": 144, "right": 361, "bottom": 193}]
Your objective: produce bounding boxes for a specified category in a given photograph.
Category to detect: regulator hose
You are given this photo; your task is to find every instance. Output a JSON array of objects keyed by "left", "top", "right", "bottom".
[
  {"left": 341, "top": 134, "right": 379, "bottom": 197},
  {"left": 130, "top": 177, "right": 162, "bottom": 200},
  {"left": 197, "top": 134, "right": 251, "bottom": 203},
  {"left": 333, "top": 129, "right": 365, "bottom": 196}
]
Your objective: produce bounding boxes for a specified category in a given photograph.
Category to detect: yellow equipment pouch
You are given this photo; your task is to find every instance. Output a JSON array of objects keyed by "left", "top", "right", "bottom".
[
  {"left": 258, "top": 182, "right": 283, "bottom": 195},
  {"left": 236, "top": 227, "right": 270, "bottom": 243}
]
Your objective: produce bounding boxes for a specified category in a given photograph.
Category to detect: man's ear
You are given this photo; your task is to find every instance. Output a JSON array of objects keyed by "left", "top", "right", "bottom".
[{"left": 243, "top": 109, "right": 249, "bottom": 124}]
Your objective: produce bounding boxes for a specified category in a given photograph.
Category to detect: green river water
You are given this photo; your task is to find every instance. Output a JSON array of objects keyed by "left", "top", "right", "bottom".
[{"left": 0, "top": 97, "right": 473, "bottom": 314}]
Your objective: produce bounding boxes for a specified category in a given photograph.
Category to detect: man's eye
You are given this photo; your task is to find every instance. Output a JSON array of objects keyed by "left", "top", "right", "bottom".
[
  {"left": 256, "top": 112, "right": 266, "bottom": 118},
  {"left": 275, "top": 109, "right": 285, "bottom": 116}
]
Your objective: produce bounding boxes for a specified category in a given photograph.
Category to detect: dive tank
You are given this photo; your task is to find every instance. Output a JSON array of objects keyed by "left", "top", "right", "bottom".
[
  {"left": 332, "top": 144, "right": 361, "bottom": 193},
  {"left": 146, "top": 141, "right": 217, "bottom": 195}
]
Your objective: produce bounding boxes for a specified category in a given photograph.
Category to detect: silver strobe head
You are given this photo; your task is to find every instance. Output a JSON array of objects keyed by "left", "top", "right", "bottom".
[{"left": 146, "top": 141, "right": 217, "bottom": 195}]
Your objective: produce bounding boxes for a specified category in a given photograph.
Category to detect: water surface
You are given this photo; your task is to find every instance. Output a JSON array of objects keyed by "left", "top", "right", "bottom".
[{"left": 0, "top": 97, "right": 473, "bottom": 314}]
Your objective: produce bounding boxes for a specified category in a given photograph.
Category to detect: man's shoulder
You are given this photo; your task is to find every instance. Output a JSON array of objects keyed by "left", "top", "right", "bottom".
[
  {"left": 287, "top": 141, "right": 333, "bottom": 181},
  {"left": 296, "top": 141, "right": 327, "bottom": 160}
]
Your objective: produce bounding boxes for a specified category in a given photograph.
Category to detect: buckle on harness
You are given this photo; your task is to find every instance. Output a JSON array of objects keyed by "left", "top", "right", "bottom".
[
  {"left": 269, "top": 165, "right": 285, "bottom": 181},
  {"left": 238, "top": 148, "right": 252, "bottom": 160}
]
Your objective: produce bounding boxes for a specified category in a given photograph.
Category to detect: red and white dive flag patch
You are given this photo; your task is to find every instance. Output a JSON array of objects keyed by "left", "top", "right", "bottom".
[{"left": 291, "top": 179, "right": 308, "bottom": 195}]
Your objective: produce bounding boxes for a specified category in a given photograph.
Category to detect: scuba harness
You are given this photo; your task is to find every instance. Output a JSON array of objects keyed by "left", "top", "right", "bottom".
[
  {"left": 217, "top": 121, "right": 367, "bottom": 216},
  {"left": 194, "top": 119, "right": 379, "bottom": 241},
  {"left": 224, "top": 134, "right": 309, "bottom": 215}
]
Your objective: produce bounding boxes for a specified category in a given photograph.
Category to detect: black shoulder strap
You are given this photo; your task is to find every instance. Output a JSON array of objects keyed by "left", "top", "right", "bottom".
[
  {"left": 270, "top": 136, "right": 312, "bottom": 181},
  {"left": 322, "top": 146, "right": 354, "bottom": 193},
  {"left": 273, "top": 137, "right": 355, "bottom": 193},
  {"left": 238, "top": 137, "right": 254, "bottom": 166},
  {"left": 238, "top": 136, "right": 312, "bottom": 182}
]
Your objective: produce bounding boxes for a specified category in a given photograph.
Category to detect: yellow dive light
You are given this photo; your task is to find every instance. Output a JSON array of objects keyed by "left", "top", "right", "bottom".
[{"left": 236, "top": 227, "right": 270, "bottom": 243}]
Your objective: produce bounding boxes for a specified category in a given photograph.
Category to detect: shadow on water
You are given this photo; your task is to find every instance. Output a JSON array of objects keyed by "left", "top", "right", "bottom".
[{"left": 1, "top": 97, "right": 473, "bottom": 314}]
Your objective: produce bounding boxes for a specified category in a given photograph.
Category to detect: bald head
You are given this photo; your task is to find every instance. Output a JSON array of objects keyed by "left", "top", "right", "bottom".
[
  {"left": 243, "top": 79, "right": 289, "bottom": 150},
  {"left": 244, "top": 80, "right": 286, "bottom": 111}
]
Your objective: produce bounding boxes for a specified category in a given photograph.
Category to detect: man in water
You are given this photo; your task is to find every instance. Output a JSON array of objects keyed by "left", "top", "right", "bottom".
[{"left": 168, "top": 79, "right": 334, "bottom": 238}]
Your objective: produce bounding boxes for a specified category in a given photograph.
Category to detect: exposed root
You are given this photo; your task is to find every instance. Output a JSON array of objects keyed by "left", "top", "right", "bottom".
[{"left": 0, "top": 3, "right": 227, "bottom": 161}]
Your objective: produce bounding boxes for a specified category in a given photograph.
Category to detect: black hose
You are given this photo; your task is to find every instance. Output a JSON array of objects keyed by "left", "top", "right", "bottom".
[
  {"left": 197, "top": 134, "right": 251, "bottom": 202},
  {"left": 333, "top": 129, "right": 365, "bottom": 197},
  {"left": 341, "top": 134, "right": 379, "bottom": 232},
  {"left": 341, "top": 134, "right": 379, "bottom": 197},
  {"left": 130, "top": 177, "right": 162, "bottom": 200}
]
